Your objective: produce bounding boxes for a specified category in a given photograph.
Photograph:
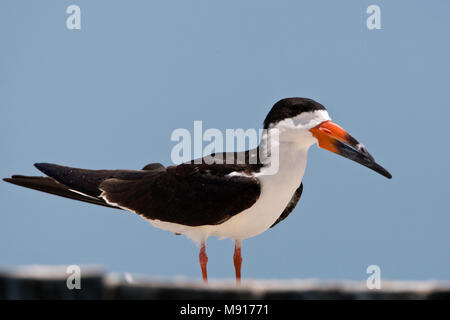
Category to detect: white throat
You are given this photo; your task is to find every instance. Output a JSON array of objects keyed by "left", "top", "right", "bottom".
[{"left": 257, "top": 109, "right": 331, "bottom": 177}]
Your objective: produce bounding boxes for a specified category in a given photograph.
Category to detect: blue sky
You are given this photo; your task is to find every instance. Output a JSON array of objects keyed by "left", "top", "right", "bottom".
[{"left": 1, "top": 0, "right": 449, "bottom": 281}]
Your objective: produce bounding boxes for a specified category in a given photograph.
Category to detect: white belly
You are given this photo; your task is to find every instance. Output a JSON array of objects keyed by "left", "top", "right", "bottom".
[{"left": 147, "top": 147, "right": 309, "bottom": 244}]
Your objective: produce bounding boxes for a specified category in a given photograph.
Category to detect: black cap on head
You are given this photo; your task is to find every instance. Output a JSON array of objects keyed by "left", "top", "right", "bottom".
[{"left": 264, "top": 98, "right": 326, "bottom": 129}]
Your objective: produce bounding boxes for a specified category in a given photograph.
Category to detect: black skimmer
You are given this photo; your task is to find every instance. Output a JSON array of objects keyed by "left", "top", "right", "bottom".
[{"left": 3, "top": 98, "right": 391, "bottom": 284}]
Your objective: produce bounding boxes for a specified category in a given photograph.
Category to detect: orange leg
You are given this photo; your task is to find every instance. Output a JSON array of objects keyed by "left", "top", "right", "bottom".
[
  {"left": 199, "top": 240, "right": 208, "bottom": 283},
  {"left": 233, "top": 240, "right": 243, "bottom": 285}
]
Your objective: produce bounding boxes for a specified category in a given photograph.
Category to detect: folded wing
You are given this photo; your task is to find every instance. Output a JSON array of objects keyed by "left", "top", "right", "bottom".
[{"left": 4, "top": 161, "right": 261, "bottom": 227}]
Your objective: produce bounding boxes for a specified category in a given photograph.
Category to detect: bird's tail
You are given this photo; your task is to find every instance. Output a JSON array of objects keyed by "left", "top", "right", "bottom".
[
  {"left": 3, "top": 162, "right": 165, "bottom": 209},
  {"left": 3, "top": 174, "right": 119, "bottom": 209}
]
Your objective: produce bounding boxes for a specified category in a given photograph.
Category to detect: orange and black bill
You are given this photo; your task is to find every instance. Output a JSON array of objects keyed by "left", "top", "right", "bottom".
[{"left": 310, "top": 121, "right": 392, "bottom": 179}]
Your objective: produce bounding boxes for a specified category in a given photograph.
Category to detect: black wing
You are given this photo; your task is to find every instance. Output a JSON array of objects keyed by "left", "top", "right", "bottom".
[
  {"left": 4, "top": 161, "right": 261, "bottom": 227},
  {"left": 100, "top": 162, "right": 261, "bottom": 226},
  {"left": 270, "top": 182, "right": 303, "bottom": 228}
]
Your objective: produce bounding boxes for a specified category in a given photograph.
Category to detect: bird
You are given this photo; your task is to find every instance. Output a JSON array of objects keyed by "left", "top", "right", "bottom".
[{"left": 3, "top": 97, "right": 391, "bottom": 284}]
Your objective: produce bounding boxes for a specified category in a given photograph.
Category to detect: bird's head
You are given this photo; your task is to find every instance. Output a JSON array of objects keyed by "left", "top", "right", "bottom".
[{"left": 264, "top": 97, "right": 392, "bottom": 179}]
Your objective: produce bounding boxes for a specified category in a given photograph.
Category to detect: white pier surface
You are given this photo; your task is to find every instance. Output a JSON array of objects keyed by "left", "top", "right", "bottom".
[{"left": 0, "top": 266, "right": 448, "bottom": 300}]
